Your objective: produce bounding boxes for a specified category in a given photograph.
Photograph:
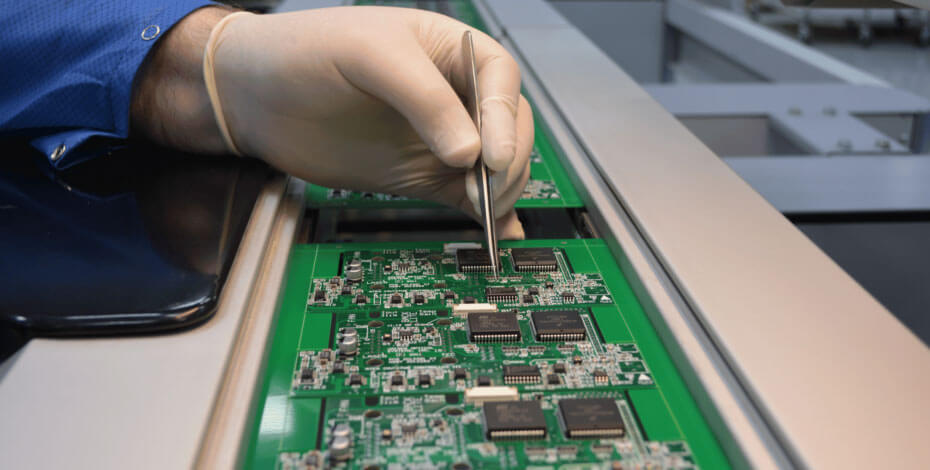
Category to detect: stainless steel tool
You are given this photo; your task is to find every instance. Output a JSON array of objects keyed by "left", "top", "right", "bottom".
[{"left": 462, "top": 30, "right": 499, "bottom": 276}]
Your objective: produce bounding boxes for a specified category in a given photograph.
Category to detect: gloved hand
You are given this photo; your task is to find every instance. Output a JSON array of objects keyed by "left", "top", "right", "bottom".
[{"left": 202, "top": 7, "right": 533, "bottom": 239}]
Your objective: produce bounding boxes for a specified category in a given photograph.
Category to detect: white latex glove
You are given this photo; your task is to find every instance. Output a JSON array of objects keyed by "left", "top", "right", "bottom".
[{"left": 202, "top": 7, "right": 533, "bottom": 239}]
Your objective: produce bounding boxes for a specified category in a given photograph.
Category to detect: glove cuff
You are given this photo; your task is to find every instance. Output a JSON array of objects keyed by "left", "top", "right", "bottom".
[{"left": 203, "top": 11, "right": 253, "bottom": 157}]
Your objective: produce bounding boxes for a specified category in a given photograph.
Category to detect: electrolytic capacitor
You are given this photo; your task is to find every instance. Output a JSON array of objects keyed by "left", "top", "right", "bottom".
[
  {"left": 345, "top": 260, "right": 363, "bottom": 282},
  {"left": 339, "top": 327, "right": 357, "bottom": 338},
  {"left": 338, "top": 334, "right": 358, "bottom": 356},
  {"left": 332, "top": 423, "right": 352, "bottom": 440},
  {"left": 329, "top": 435, "right": 352, "bottom": 461}
]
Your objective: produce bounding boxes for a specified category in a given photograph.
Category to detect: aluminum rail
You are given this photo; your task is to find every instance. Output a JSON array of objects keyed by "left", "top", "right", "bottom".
[
  {"left": 478, "top": 1, "right": 930, "bottom": 468},
  {"left": 196, "top": 179, "right": 305, "bottom": 469}
]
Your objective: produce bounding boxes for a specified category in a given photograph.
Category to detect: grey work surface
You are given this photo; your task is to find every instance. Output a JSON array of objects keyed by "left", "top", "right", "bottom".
[
  {"left": 796, "top": 219, "right": 930, "bottom": 346},
  {"left": 484, "top": 0, "right": 930, "bottom": 467}
]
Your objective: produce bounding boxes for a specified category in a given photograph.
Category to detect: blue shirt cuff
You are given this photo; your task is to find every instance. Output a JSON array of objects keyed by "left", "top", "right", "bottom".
[{"left": 33, "top": 0, "right": 216, "bottom": 169}]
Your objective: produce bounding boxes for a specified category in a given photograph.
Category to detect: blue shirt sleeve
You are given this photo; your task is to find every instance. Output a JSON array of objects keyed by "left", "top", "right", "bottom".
[{"left": 0, "top": 0, "right": 216, "bottom": 169}]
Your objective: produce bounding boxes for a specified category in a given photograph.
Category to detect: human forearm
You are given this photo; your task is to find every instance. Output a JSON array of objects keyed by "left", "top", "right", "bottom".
[{"left": 131, "top": 5, "right": 235, "bottom": 155}]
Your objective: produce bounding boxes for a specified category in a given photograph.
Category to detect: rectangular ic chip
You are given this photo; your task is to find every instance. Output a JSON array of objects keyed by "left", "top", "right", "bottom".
[
  {"left": 467, "top": 312, "right": 520, "bottom": 342},
  {"left": 510, "top": 247, "right": 558, "bottom": 272},
  {"left": 456, "top": 249, "right": 494, "bottom": 273},
  {"left": 483, "top": 401, "right": 547, "bottom": 440},
  {"left": 485, "top": 286, "right": 518, "bottom": 302},
  {"left": 531, "top": 310, "right": 587, "bottom": 342},
  {"left": 558, "top": 398, "right": 625, "bottom": 439},
  {"left": 503, "top": 365, "right": 542, "bottom": 384}
]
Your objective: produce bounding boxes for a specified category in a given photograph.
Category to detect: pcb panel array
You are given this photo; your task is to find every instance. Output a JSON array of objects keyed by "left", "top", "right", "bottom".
[{"left": 241, "top": 240, "right": 729, "bottom": 469}]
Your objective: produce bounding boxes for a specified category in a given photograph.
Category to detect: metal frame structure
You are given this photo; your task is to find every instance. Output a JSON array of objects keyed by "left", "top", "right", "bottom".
[
  {"left": 650, "top": 0, "right": 930, "bottom": 215},
  {"left": 665, "top": 0, "right": 890, "bottom": 84}
]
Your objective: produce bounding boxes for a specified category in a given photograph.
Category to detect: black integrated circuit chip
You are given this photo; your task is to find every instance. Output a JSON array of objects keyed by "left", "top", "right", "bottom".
[
  {"left": 510, "top": 247, "right": 558, "bottom": 272},
  {"left": 468, "top": 312, "right": 521, "bottom": 342},
  {"left": 558, "top": 398, "right": 625, "bottom": 439},
  {"left": 531, "top": 310, "right": 587, "bottom": 342},
  {"left": 483, "top": 401, "right": 547, "bottom": 440},
  {"left": 486, "top": 286, "right": 518, "bottom": 302},
  {"left": 503, "top": 365, "right": 542, "bottom": 384},
  {"left": 300, "top": 368, "right": 314, "bottom": 382},
  {"left": 456, "top": 249, "right": 494, "bottom": 273}
]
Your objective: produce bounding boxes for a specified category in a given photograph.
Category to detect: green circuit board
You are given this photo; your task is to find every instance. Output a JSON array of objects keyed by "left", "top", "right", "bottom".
[
  {"left": 249, "top": 2, "right": 730, "bottom": 469},
  {"left": 242, "top": 240, "right": 730, "bottom": 469},
  {"left": 306, "top": 0, "right": 583, "bottom": 210}
]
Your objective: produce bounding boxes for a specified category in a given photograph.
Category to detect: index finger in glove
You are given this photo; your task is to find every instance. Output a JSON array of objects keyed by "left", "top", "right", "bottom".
[
  {"left": 435, "top": 23, "right": 522, "bottom": 173},
  {"left": 340, "top": 32, "right": 481, "bottom": 169},
  {"left": 473, "top": 32, "right": 521, "bottom": 173}
]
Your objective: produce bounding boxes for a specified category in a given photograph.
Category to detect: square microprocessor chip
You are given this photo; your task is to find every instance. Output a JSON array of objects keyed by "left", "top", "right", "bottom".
[
  {"left": 468, "top": 312, "right": 520, "bottom": 342},
  {"left": 558, "top": 398, "right": 625, "bottom": 439},
  {"left": 456, "top": 249, "right": 494, "bottom": 273},
  {"left": 510, "top": 247, "right": 558, "bottom": 272},
  {"left": 503, "top": 365, "right": 542, "bottom": 384},
  {"left": 531, "top": 310, "right": 586, "bottom": 342},
  {"left": 483, "top": 401, "right": 547, "bottom": 440}
]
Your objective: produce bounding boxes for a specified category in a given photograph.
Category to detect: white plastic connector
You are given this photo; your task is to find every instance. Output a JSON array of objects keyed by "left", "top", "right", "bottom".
[
  {"left": 443, "top": 242, "right": 483, "bottom": 254},
  {"left": 464, "top": 386, "right": 519, "bottom": 404},
  {"left": 452, "top": 303, "right": 498, "bottom": 317}
]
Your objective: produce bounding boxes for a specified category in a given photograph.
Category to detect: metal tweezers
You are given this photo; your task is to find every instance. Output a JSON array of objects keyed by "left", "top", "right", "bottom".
[{"left": 462, "top": 30, "right": 499, "bottom": 276}]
